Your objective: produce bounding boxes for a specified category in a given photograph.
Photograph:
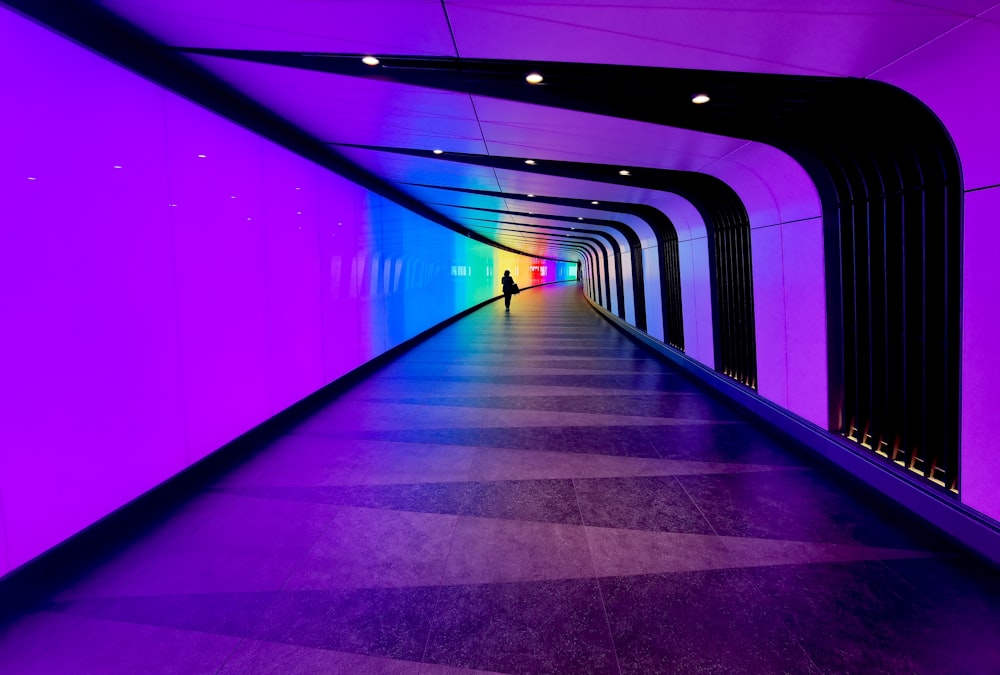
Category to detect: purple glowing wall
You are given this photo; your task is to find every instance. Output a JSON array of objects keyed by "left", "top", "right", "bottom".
[
  {"left": 0, "top": 8, "right": 569, "bottom": 577},
  {"left": 641, "top": 244, "right": 665, "bottom": 341},
  {"left": 678, "top": 236, "right": 715, "bottom": 369},
  {"left": 873, "top": 9, "right": 1000, "bottom": 524},
  {"left": 959, "top": 188, "right": 1000, "bottom": 521},
  {"left": 575, "top": 136, "right": 828, "bottom": 429},
  {"left": 722, "top": 143, "right": 827, "bottom": 428}
]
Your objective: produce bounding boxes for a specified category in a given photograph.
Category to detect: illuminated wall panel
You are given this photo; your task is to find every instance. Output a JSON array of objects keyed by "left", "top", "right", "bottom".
[
  {"left": 678, "top": 237, "right": 715, "bottom": 369},
  {"left": 876, "top": 14, "right": 1000, "bottom": 193},
  {"left": 1, "top": 10, "right": 190, "bottom": 573},
  {"left": 317, "top": 171, "right": 374, "bottom": 378},
  {"left": 779, "top": 217, "right": 827, "bottom": 427},
  {"left": 619, "top": 251, "right": 636, "bottom": 324},
  {"left": 258, "top": 143, "right": 325, "bottom": 414},
  {"left": 959, "top": 187, "right": 1000, "bottom": 523},
  {"left": 746, "top": 218, "right": 828, "bottom": 427},
  {"left": 642, "top": 244, "right": 665, "bottom": 342},
  {"left": 606, "top": 254, "right": 620, "bottom": 317},
  {"left": 0, "top": 8, "right": 569, "bottom": 577},
  {"left": 750, "top": 226, "right": 789, "bottom": 407},
  {"left": 163, "top": 95, "right": 277, "bottom": 462},
  {"left": 710, "top": 142, "right": 823, "bottom": 226},
  {"left": 875, "top": 13, "right": 1000, "bottom": 521},
  {"left": 707, "top": 142, "right": 826, "bottom": 414}
]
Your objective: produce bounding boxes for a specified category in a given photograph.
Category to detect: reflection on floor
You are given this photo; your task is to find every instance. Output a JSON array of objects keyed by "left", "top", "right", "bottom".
[{"left": 2, "top": 283, "right": 999, "bottom": 674}]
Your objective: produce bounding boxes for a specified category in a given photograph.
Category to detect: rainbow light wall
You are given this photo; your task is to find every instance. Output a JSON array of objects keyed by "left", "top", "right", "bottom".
[{"left": 0, "top": 8, "right": 573, "bottom": 578}]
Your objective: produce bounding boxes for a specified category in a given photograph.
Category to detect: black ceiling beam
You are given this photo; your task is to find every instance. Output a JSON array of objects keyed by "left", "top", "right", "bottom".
[
  {"left": 174, "top": 49, "right": 908, "bottom": 144},
  {"left": 335, "top": 144, "right": 748, "bottom": 238},
  {"left": 405, "top": 181, "right": 677, "bottom": 244}
]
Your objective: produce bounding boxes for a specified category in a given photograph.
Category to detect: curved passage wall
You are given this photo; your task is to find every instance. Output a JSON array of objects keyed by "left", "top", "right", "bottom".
[
  {"left": 872, "top": 9, "right": 1000, "bottom": 528},
  {"left": 0, "top": 9, "right": 572, "bottom": 578},
  {"left": 701, "top": 142, "right": 826, "bottom": 428},
  {"left": 140, "top": 44, "right": 983, "bottom": 523}
]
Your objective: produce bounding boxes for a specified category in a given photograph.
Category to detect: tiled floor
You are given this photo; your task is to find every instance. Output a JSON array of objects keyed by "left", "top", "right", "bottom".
[{"left": 2, "top": 282, "right": 999, "bottom": 674}]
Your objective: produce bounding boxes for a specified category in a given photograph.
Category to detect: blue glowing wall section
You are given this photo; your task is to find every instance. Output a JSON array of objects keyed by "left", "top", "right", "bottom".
[{"left": 0, "top": 7, "right": 569, "bottom": 577}]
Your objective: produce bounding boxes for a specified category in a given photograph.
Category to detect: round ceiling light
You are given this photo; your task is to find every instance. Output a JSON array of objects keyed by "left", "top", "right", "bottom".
[
  {"left": 362, "top": 56, "right": 380, "bottom": 66},
  {"left": 692, "top": 93, "right": 711, "bottom": 104},
  {"left": 525, "top": 72, "right": 544, "bottom": 84},
  {"left": 525, "top": 159, "right": 537, "bottom": 165}
]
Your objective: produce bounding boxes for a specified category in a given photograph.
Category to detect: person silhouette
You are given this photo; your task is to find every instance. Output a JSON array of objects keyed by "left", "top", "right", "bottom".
[{"left": 501, "top": 270, "right": 517, "bottom": 311}]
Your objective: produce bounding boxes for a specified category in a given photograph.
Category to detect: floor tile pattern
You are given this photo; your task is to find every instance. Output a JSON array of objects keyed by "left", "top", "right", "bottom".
[{"left": 2, "top": 283, "right": 999, "bottom": 674}]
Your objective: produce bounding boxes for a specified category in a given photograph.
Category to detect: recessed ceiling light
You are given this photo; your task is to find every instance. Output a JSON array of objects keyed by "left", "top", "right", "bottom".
[
  {"left": 362, "top": 56, "right": 380, "bottom": 66},
  {"left": 591, "top": 201, "right": 599, "bottom": 204},
  {"left": 27, "top": 176, "right": 37, "bottom": 181},
  {"left": 197, "top": 154, "right": 207, "bottom": 158},
  {"left": 525, "top": 159, "right": 537, "bottom": 165},
  {"left": 525, "top": 72, "right": 543, "bottom": 84},
  {"left": 578, "top": 217, "right": 583, "bottom": 220},
  {"left": 692, "top": 93, "right": 711, "bottom": 104},
  {"left": 618, "top": 169, "right": 631, "bottom": 176},
  {"left": 527, "top": 193, "right": 535, "bottom": 197},
  {"left": 113, "top": 165, "right": 123, "bottom": 169},
  {"left": 432, "top": 149, "right": 444, "bottom": 154}
]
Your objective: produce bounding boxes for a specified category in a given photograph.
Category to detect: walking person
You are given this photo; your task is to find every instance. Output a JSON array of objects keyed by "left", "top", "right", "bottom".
[{"left": 501, "top": 270, "right": 518, "bottom": 311}]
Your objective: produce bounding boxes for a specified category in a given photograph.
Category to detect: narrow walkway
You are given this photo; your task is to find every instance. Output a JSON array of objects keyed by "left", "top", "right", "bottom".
[{"left": 2, "top": 283, "right": 998, "bottom": 674}]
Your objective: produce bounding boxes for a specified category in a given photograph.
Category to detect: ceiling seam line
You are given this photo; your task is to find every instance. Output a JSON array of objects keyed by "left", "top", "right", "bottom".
[
  {"left": 441, "top": 1, "right": 511, "bottom": 244},
  {"left": 866, "top": 14, "right": 978, "bottom": 78},
  {"left": 440, "top": 0, "right": 461, "bottom": 57}
]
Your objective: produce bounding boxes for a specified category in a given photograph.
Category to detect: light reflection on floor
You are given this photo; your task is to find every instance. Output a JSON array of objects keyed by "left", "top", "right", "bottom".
[{"left": 2, "top": 284, "right": 998, "bottom": 674}]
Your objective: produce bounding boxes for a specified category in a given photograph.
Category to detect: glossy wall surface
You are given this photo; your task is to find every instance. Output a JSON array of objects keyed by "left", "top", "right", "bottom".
[
  {"left": 872, "top": 6, "right": 1000, "bottom": 530},
  {"left": 0, "top": 9, "right": 571, "bottom": 577},
  {"left": 71, "top": 0, "right": 999, "bottom": 538},
  {"left": 4, "top": 1, "right": 1000, "bottom": 581},
  {"left": 577, "top": 141, "right": 827, "bottom": 426},
  {"left": 568, "top": 10, "right": 1000, "bottom": 528}
]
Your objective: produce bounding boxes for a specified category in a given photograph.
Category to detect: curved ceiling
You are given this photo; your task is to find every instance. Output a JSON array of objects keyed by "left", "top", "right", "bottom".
[{"left": 5, "top": 0, "right": 990, "bottom": 260}]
